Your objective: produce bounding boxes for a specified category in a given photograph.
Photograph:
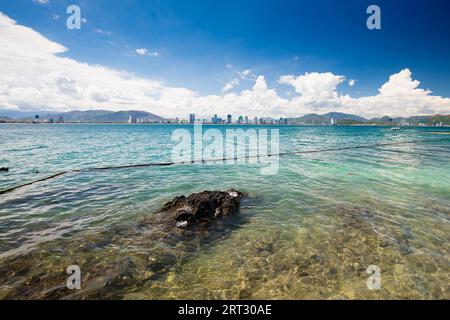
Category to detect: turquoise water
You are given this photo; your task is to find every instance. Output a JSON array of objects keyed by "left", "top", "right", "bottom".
[{"left": 0, "top": 124, "right": 449, "bottom": 299}]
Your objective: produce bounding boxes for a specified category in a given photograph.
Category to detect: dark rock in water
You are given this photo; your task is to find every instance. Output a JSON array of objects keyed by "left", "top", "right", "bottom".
[
  {"left": 151, "top": 189, "right": 245, "bottom": 228},
  {"left": 173, "top": 189, "right": 243, "bottom": 222},
  {"left": 0, "top": 189, "right": 247, "bottom": 300},
  {"left": 0, "top": 167, "right": 9, "bottom": 172}
]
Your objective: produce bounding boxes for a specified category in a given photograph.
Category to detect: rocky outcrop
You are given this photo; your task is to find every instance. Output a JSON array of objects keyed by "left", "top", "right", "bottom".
[
  {"left": 0, "top": 167, "right": 9, "bottom": 172},
  {"left": 151, "top": 189, "right": 245, "bottom": 228},
  {"left": 0, "top": 189, "right": 247, "bottom": 299}
]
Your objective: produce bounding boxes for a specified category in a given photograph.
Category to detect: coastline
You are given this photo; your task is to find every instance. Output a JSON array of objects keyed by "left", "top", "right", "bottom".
[{"left": 0, "top": 122, "right": 449, "bottom": 128}]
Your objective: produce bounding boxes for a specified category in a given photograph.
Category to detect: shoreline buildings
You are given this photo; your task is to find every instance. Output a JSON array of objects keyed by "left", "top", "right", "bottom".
[{"left": 185, "top": 113, "right": 291, "bottom": 125}]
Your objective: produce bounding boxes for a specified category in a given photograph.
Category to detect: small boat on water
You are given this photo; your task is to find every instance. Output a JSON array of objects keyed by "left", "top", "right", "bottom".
[{"left": 391, "top": 127, "right": 400, "bottom": 131}]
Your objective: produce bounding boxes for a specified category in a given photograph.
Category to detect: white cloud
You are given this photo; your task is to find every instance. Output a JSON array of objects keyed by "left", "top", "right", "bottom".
[
  {"left": 346, "top": 68, "right": 450, "bottom": 117},
  {"left": 225, "top": 65, "right": 256, "bottom": 80},
  {"left": 135, "top": 48, "right": 148, "bottom": 55},
  {"left": 239, "top": 69, "right": 253, "bottom": 79},
  {"left": 0, "top": 13, "right": 448, "bottom": 119},
  {"left": 222, "top": 78, "right": 239, "bottom": 92},
  {"left": 279, "top": 72, "right": 345, "bottom": 107},
  {"left": 33, "top": 0, "right": 49, "bottom": 4},
  {"left": 348, "top": 79, "right": 356, "bottom": 86},
  {"left": 135, "top": 48, "right": 159, "bottom": 57},
  {"left": 220, "top": 66, "right": 256, "bottom": 93},
  {"left": 94, "top": 28, "right": 112, "bottom": 36},
  {"left": 0, "top": 13, "right": 190, "bottom": 117},
  {"left": 378, "top": 69, "right": 427, "bottom": 96},
  {"left": 277, "top": 69, "right": 449, "bottom": 117},
  {"left": 196, "top": 75, "right": 289, "bottom": 118}
]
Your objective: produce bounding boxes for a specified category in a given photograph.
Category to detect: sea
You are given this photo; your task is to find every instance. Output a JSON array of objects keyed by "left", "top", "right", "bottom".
[{"left": 0, "top": 123, "right": 449, "bottom": 299}]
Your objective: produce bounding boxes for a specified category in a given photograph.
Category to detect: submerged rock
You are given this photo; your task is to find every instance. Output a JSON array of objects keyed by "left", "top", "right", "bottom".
[
  {"left": 0, "top": 167, "right": 9, "bottom": 172},
  {"left": 146, "top": 189, "right": 245, "bottom": 229},
  {"left": 0, "top": 189, "right": 248, "bottom": 300}
]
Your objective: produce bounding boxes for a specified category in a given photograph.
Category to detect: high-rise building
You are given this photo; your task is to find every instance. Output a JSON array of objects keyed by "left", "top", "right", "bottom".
[
  {"left": 128, "top": 115, "right": 137, "bottom": 123},
  {"left": 189, "top": 113, "right": 196, "bottom": 124},
  {"left": 279, "top": 117, "right": 288, "bottom": 125},
  {"left": 244, "top": 116, "right": 249, "bottom": 124},
  {"left": 227, "top": 114, "right": 232, "bottom": 124},
  {"left": 254, "top": 117, "right": 258, "bottom": 125}
]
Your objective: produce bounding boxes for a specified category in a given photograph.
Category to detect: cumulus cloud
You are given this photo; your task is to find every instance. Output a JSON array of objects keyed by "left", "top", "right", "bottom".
[
  {"left": 196, "top": 75, "right": 289, "bottom": 118},
  {"left": 278, "top": 69, "right": 449, "bottom": 117},
  {"left": 0, "top": 12, "right": 448, "bottom": 119},
  {"left": 378, "top": 69, "right": 427, "bottom": 96},
  {"left": 346, "top": 68, "right": 450, "bottom": 117},
  {"left": 0, "top": 13, "right": 190, "bottom": 116},
  {"left": 348, "top": 79, "right": 356, "bottom": 87},
  {"left": 279, "top": 72, "right": 345, "bottom": 100}
]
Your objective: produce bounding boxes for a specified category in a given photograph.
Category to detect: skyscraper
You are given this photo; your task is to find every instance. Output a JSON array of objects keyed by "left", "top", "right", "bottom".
[
  {"left": 189, "top": 113, "right": 196, "bottom": 124},
  {"left": 227, "top": 114, "right": 232, "bottom": 124}
]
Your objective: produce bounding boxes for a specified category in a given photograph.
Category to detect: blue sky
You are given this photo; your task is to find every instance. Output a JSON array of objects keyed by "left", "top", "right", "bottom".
[{"left": 0, "top": 0, "right": 449, "bottom": 118}]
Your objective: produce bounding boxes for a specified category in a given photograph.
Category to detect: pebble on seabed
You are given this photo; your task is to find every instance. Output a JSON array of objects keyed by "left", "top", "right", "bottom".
[{"left": 176, "top": 221, "right": 188, "bottom": 228}]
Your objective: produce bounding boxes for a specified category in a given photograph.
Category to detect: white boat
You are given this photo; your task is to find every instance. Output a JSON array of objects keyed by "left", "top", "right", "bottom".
[{"left": 390, "top": 127, "right": 400, "bottom": 131}]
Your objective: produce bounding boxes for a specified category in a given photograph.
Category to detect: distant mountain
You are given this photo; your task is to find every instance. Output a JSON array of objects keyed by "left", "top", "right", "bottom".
[
  {"left": 4, "top": 110, "right": 165, "bottom": 123},
  {"left": 324, "top": 112, "right": 367, "bottom": 122},
  {"left": 288, "top": 112, "right": 367, "bottom": 125},
  {"left": 369, "top": 116, "right": 394, "bottom": 123},
  {"left": 424, "top": 114, "right": 450, "bottom": 125},
  {"left": 0, "top": 109, "right": 53, "bottom": 119},
  {"left": 287, "top": 112, "right": 450, "bottom": 126},
  {"left": 369, "top": 114, "right": 450, "bottom": 125},
  {"left": 0, "top": 115, "right": 13, "bottom": 122}
]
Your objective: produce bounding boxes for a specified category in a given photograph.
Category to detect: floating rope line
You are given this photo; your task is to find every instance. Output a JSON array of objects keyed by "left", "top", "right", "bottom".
[{"left": 0, "top": 137, "right": 448, "bottom": 196}]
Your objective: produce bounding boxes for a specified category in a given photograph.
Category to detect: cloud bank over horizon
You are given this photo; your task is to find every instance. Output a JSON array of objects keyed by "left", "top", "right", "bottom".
[{"left": 0, "top": 12, "right": 449, "bottom": 119}]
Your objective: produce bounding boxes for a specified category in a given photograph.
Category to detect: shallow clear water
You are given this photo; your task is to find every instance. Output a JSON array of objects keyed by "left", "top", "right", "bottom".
[{"left": 0, "top": 124, "right": 449, "bottom": 299}]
